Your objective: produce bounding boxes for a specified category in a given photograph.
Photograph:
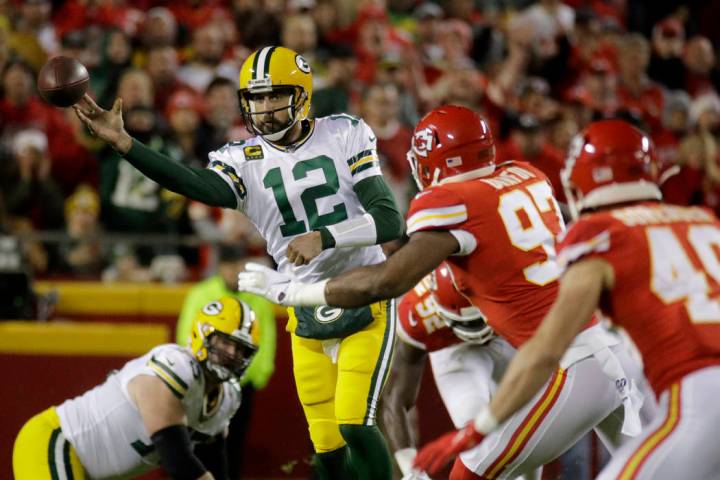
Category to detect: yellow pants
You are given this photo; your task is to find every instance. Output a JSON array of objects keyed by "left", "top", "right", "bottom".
[
  {"left": 13, "top": 406, "right": 86, "bottom": 480},
  {"left": 288, "top": 299, "right": 396, "bottom": 453}
]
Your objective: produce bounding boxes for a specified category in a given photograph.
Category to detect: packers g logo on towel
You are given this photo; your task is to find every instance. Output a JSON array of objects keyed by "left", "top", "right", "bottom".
[{"left": 314, "top": 306, "right": 344, "bottom": 323}]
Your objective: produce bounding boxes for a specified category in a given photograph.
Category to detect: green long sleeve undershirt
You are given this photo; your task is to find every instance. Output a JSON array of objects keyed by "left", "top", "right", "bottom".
[
  {"left": 125, "top": 139, "right": 237, "bottom": 208},
  {"left": 124, "top": 138, "right": 404, "bottom": 246}
]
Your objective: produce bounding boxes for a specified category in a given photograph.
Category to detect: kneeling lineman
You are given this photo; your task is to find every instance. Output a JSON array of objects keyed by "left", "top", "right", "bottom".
[{"left": 13, "top": 296, "right": 259, "bottom": 480}]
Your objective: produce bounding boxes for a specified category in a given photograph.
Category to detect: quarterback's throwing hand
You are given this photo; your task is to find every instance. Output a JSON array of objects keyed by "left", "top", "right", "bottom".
[
  {"left": 286, "top": 231, "right": 323, "bottom": 266},
  {"left": 237, "top": 263, "right": 292, "bottom": 304},
  {"left": 413, "top": 423, "right": 485, "bottom": 475}
]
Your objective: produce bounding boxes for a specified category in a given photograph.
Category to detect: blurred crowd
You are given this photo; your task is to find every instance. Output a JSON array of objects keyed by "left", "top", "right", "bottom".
[{"left": 0, "top": 0, "right": 719, "bottom": 283}]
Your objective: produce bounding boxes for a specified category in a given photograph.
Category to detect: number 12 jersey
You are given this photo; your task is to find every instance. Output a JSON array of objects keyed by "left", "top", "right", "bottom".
[{"left": 207, "top": 115, "right": 385, "bottom": 282}]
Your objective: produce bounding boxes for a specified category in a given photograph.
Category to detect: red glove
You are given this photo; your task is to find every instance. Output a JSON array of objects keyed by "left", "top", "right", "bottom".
[{"left": 413, "top": 422, "right": 485, "bottom": 475}]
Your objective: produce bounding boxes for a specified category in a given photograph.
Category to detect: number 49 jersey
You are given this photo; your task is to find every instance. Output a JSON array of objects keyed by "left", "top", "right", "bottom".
[
  {"left": 557, "top": 203, "right": 720, "bottom": 396},
  {"left": 406, "top": 161, "right": 565, "bottom": 348},
  {"left": 207, "top": 115, "right": 385, "bottom": 282}
]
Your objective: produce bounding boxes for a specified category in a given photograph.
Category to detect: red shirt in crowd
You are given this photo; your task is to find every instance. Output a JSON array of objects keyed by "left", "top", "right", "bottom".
[
  {"left": 497, "top": 139, "right": 567, "bottom": 203},
  {"left": 0, "top": 97, "right": 97, "bottom": 194}
]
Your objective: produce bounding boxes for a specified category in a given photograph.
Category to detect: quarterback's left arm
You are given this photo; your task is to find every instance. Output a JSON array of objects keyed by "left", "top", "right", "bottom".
[
  {"left": 286, "top": 175, "right": 404, "bottom": 266},
  {"left": 413, "top": 257, "right": 613, "bottom": 475},
  {"left": 240, "top": 231, "right": 458, "bottom": 307}
]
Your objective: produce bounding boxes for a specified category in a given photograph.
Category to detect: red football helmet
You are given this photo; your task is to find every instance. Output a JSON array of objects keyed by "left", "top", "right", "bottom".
[
  {"left": 407, "top": 105, "right": 496, "bottom": 190},
  {"left": 431, "top": 262, "right": 494, "bottom": 344},
  {"left": 562, "top": 119, "right": 661, "bottom": 219}
]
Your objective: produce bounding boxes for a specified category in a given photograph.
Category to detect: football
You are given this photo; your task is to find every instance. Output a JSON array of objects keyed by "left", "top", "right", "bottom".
[{"left": 37, "top": 56, "right": 89, "bottom": 107}]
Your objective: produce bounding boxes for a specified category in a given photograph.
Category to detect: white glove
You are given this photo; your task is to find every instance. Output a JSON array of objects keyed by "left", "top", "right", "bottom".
[
  {"left": 237, "top": 262, "right": 292, "bottom": 304},
  {"left": 237, "top": 262, "right": 328, "bottom": 306}
]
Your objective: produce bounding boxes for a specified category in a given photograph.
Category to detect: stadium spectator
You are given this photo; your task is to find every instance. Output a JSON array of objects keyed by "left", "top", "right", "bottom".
[
  {"left": 281, "top": 13, "right": 318, "bottom": 59},
  {"left": 195, "top": 77, "right": 245, "bottom": 161},
  {"left": 91, "top": 28, "right": 133, "bottom": 110},
  {"left": 312, "top": 43, "right": 357, "bottom": 117},
  {"left": 499, "top": 115, "right": 566, "bottom": 202},
  {"left": 683, "top": 36, "right": 720, "bottom": 98},
  {"left": 411, "top": 1, "right": 444, "bottom": 83},
  {"left": 138, "top": 7, "right": 178, "bottom": 50},
  {"left": 617, "top": 33, "right": 664, "bottom": 132},
  {"left": 178, "top": 22, "right": 235, "bottom": 93},
  {"left": 166, "top": 89, "right": 205, "bottom": 168},
  {"left": 4, "top": 129, "right": 64, "bottom": 231},
  {"left": 359, "top": 82, "right": 413, "bottom": 209},
  {"left": 97, "top": 103, "right": 187, "bottom": 268},
  {"left": 0, "top": 59, "right": 97, "bottom": 194},
  {"left": 232, "top": 0, "right": 282, "bottom": 49},
  {"left": 648, "top": 17, "right": 685, "bottom": 91},
  {"left": 7, "top": 0, "right": 56, "bottom": 71},
  {"left": 57, "top": 184, "right": 106, "bottom": 276},
  {"left": 145, "top": 45, "right": 192, "bottom": 113}
]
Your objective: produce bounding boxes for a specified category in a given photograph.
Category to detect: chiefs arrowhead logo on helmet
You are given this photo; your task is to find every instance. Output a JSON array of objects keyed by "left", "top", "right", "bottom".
[
  {"left": 407, "top": 105, "right": 496, "bottom": 190},
  {"left": 412, "top": 127, "right": 435, "bottom": 158}
]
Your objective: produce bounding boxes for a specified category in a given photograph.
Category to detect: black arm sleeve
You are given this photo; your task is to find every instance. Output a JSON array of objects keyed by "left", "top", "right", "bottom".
[
  {"left": 124, "top": 139, "right": 237, "bottom": 209},
  {"left": 151, "top": 424, "right": 207, "bottom": 480},
  {"left": 193, "top": 434, "right": 228, "bottom": 480}
]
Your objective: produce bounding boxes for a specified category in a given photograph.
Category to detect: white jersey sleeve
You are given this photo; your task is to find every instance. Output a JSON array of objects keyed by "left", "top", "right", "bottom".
[
  {"left": 341, "top": 116, "right": 384, "bottom": 184},
  {"left": 141, "top": 345, "right": 201, "bottom": 400},
  {"left": 207, "top": 141, "right": 250, "bottom": 211}
]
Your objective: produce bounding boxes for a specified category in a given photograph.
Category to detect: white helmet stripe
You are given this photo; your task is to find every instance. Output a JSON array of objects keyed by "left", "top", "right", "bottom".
[{"left": 255, "top": 46, "right": 273, "bottom": 81}]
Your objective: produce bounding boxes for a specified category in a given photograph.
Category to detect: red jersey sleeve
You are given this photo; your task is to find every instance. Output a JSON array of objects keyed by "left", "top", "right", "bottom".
[
  {"left": 406, "top": 186, "right": 468, "bottom": 235},
  {"left": 557, "top": 213, "right": 623, "bottom": 273}
]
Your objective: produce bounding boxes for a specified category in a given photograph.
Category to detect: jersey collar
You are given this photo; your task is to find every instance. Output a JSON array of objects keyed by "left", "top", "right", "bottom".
[{"left": 260, "top": 119, "right": 316, "bottom": 153}]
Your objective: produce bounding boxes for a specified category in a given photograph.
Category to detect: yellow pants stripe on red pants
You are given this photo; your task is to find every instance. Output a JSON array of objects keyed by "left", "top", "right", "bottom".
[
  {"left": 288, "top": 299, "right": 396, "bottom": 453},
  {"left": 13, "top": 406, "right": 86, "bottom": 480}
]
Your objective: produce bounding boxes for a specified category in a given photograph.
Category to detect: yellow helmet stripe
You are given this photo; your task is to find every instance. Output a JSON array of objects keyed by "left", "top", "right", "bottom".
[{"left": 254, "top": 46, "right": 277, "bottom": 81}]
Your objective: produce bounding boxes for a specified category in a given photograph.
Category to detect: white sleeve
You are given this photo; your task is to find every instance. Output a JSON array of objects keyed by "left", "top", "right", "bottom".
[
  {"left": 206, "top": 143, "right": 248, "bottom": 211},
  {"left": 345, "top": 118, "right": 383, "bottom": 184},
  {"left": 143, "top": 346, "right": 200, "bottom": 400},
  {"left": 449, "top": 229, "right": 478, "bottom": 256}
]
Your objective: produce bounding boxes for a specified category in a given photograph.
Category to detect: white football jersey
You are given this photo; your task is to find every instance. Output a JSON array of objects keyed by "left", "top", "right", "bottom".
[
  {"left": 56, "top": 344, "right": 241, "bottom": 478},
  {"left": 207, "top": 115, "right": 386, "bottom": 282}
]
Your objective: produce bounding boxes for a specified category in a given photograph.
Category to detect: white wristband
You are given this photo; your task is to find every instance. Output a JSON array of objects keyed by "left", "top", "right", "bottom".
[
  {"left": 473, "top": 407, "right": 499, "bottom": 435},
  {"left": 394, "top": 447, "right": 417, "bottom": 476},
  {"left": 284, "top": 279, "right": 328, "bottom": 306},
  {"left": 326, "top": 213, "right": 377, "bottom": 247}
]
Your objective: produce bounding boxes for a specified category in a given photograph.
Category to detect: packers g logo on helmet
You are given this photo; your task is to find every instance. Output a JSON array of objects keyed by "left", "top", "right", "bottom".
[
  {"left": 238, "top": 46, "right": 313, "bottom": 142},
  {"left": 190, "top": 296, "right": 260, "bottom": 381}
]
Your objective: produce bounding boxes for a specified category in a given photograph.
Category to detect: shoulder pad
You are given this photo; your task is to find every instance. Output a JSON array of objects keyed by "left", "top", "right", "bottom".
[{"left": 147, "top": 345, "right": 201, "bottom": 399}]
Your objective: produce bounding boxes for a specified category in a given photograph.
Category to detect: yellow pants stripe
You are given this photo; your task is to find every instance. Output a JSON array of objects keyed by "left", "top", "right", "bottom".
[{"left": 619, "top": 383, "right": 682, "bottom": 480}]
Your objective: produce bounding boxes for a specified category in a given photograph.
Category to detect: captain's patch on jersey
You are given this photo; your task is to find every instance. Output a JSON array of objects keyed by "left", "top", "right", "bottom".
[{"left": 244, "top": 145, "right": 264, "bottom": 160}]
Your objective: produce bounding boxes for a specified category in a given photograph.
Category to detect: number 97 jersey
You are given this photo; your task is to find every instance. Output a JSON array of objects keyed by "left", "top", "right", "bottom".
[
  {"left": 557, "top": 202, "right": 720, "bottom": 396},
  {"left": 206, "top": 115, "right": 385, "bottom": 282},
  {"left": 406, "top": 161, "right": 565, "bottom": 348}
]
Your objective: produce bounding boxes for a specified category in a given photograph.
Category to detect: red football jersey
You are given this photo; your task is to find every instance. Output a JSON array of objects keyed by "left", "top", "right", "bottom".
[
  {"left": 406, "top": 161, "right": 568, "bottom": 347},
  {"left": 397, "top": 275, "right": 461, "bottom": 352},
  {"left": 558, "top": 202, "right": 720, "bottom": 395}
]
